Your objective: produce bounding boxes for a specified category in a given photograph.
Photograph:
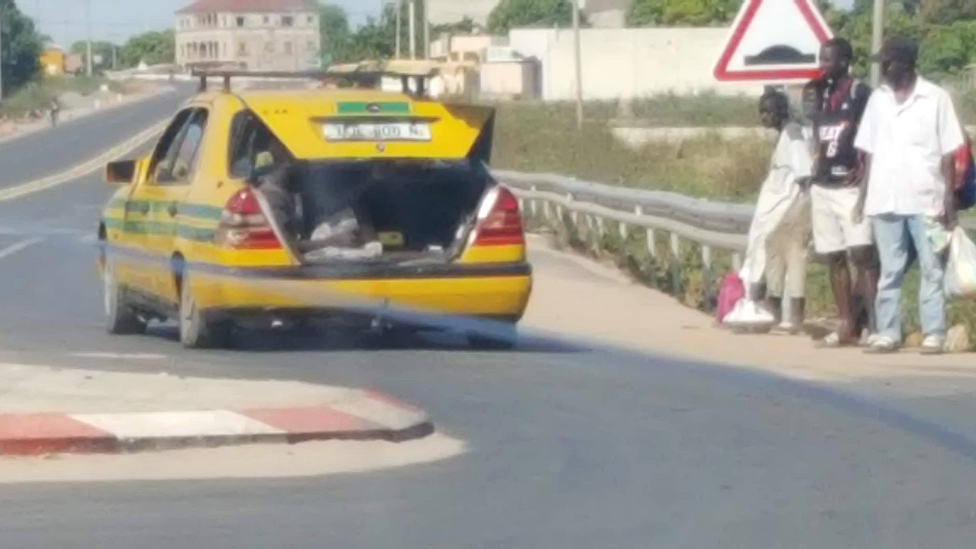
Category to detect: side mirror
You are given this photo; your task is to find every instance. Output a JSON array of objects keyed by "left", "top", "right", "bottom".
[{"left": 105, "top": 160, "right": 136, "bottom": 185}]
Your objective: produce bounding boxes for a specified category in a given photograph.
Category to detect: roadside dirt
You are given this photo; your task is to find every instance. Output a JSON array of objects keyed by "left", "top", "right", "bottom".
[{"left": 522, "top": 235, "right": 976, "bottom": 400}]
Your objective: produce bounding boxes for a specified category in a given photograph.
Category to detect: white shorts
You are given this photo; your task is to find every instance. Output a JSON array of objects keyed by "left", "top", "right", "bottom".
[{"left": 810, "top": 184, "right": 874, "bottom": 254}]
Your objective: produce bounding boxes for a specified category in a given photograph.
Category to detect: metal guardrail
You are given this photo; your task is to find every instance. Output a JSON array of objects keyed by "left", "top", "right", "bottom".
[{"left": 493, "top": 170, "right": 752, "bottom": 272}]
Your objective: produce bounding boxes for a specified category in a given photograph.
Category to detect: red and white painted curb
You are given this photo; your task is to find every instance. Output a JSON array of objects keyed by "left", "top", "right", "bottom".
[{"left": 0, "top": 390, "right": 431, "bottom": 456}]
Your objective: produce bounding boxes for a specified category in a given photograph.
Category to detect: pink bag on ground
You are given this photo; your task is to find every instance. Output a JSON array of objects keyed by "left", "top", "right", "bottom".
[{"left": 716, "top": 271, "right": 745, "bottom": 322}]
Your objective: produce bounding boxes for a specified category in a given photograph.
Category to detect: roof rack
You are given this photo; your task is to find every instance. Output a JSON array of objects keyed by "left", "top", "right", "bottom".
[{"left": 191, "top": 64, "right": 439, "bottom": 95}]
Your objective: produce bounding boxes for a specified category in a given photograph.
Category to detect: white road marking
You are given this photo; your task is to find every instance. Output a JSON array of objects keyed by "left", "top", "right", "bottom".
[
  {"left": 70, "top": 353, "right": 167, "bottom": 360},
  {"left": 71, "top": 410, "right": 285, "bottom": 439},
  {"left": 0, "top": 237, "right": 44, "bottom": 260}
]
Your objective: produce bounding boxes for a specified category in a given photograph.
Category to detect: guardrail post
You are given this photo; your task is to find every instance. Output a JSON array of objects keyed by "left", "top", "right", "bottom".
[
  {"left": 567, "top": 193, "right": 577, "bottom": 225},
  {"left": 701, "top": 244, "right": 713, "bottom": 310},
  {"left": 669, "top": 232, "right": 681, "bottom": 297},
  {"left": 635, "top": 205, "right": 656, "bottom": 258},
  {"left": 542, "top": 199, "right": 551, "bottom": 221},
  {"left": 618, "top": 221, "right": 628, "bottom": 241},
  {"left": 530, "top": 185, "right": 538, "bottom": 217}
]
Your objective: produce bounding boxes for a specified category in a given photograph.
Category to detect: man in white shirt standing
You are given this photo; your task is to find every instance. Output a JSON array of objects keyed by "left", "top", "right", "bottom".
[{"left": 853, "top": 36, "right": 964, "bottom": 354}]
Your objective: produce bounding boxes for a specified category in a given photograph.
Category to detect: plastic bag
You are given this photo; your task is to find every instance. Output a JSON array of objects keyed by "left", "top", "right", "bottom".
[
  {"left": 715, "top": 271, "right": 745, "bottom": 323},
  {"left": 945, "top": 226, "right": 976, "bottom": 299},
  {"left": 723, "top": 299, "right": 776, "bottom": 331}
]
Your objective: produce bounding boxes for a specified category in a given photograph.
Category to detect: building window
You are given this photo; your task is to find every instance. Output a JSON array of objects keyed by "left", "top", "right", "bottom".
[
  {"left": 265, "top": 42, "right": 274, "bottom": 54},
  {"left": 222, "top": 16, "right": 227, "bottom": 27},
  {"left": 307, "top": 15, "right": 315, "bottom": 25},
  {"left": 284, "top": 42, "right": 293, "bottom": 55},
  {"left": 307, "top": 40, "right": 315, "bottom": 52},
  {"left": 223, "top": 42, "right": 228, "bottom": 56},
  {"left": 237, "top": 16, "right": 245, "bottom": 27},
  {"left": 263, "top": 15, "right": 270, "bottom": 24},
  {"left": 282, "top": 16, "right": 293, "bottom": 27},
  {"left": 238, "top": 42, "right": 248, "bottom": 56}
]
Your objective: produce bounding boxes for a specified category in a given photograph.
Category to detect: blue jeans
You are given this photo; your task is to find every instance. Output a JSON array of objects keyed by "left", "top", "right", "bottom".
[{"left": 870, "top": 214, "right": 946, "bottom": 341}]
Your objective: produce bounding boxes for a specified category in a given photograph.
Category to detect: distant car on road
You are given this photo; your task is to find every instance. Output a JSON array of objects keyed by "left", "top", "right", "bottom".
[{"left": 97, "top": 70, "right": 531, "bottom": 349}]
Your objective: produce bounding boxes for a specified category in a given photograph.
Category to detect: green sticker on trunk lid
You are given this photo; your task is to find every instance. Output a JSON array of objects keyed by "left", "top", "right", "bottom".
[{"left": 337, "top": 102, "right": 410, "bottom": 115}]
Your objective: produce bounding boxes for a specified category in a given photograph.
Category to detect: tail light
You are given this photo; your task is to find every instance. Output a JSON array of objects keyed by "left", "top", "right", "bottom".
[
  {"left": 213, "top": 188, "right": 283, "bottom": 250},
  {"left": 472, "top": 187, "right": 524, "bottom": 246}
]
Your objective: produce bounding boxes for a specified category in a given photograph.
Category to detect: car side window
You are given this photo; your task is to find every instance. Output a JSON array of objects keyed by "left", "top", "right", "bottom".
[
  {"left": 228, "top": 111, "right": 288, "bottom": 179},
  {"left": 155, "top": 109, "right": 209, "bottom": 186},
  {"left": 149, "top": 109, "right": 194, "bottom": 183}
]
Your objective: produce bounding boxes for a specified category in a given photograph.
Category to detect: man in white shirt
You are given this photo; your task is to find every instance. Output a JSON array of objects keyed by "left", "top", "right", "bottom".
[{"left": 853, "top": 36, "right": 964, "bottom": 354}]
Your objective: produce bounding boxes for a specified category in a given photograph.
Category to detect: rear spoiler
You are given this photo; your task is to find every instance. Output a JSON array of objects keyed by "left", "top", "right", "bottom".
[{"left": 191, "top": 67, "right": 438, "bottom": 97}]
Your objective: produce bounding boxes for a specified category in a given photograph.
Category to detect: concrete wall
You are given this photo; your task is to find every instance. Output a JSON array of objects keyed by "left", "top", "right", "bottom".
[
  {"left": 176, "top": 11, "right": 320, "bottom": 71},
  {"left": 509, "top": 27, "right": 762, "bottom": 101},
  {"left": 430, "top": 35, "right": 494, "bottom": 62},
  {"left": 480, "top": 61, "right": 537, "bottom": 98}
]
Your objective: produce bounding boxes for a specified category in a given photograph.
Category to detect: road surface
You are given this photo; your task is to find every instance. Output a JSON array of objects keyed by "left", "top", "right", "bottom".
[{"left": 1, "top": 91, "right": 976, "bottom": 548}]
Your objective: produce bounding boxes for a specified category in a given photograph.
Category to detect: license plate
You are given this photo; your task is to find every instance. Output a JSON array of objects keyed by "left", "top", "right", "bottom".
[{"left": 323, "top": 122, "right": 431, "bottom": 142}]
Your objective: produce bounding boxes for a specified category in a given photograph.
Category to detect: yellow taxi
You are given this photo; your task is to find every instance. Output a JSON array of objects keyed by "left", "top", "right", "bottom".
[{"left": 98, "top": 70, "right": 532, "bottom": 348}]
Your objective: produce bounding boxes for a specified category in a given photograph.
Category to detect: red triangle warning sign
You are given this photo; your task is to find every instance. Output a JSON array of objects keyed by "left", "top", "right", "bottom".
[{"left": 714, "top": 0, "right": 833, "bottom": 83}]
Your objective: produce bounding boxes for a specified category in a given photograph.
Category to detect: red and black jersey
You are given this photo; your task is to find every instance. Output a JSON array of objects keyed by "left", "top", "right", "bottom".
[{"left": 811, "top": 77, "right": 872, "bottom": 185}]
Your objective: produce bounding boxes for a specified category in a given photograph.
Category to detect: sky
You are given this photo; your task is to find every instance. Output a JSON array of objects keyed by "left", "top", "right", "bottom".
[
  {"left": 19, "top": 0, "right": 854, "bottom": 49},
  {"left": 18, "top": 0, "right": 385, "bottom": 48}
]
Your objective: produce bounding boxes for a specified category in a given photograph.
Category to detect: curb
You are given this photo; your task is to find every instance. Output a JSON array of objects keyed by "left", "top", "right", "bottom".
[{"left": 0, "top": 390, "right": 433, "bottom": 456}]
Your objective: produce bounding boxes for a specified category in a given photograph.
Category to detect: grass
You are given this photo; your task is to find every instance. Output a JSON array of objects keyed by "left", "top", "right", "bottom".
[{"left": 493, "top": 100, "right": 773, "bottom": 202}]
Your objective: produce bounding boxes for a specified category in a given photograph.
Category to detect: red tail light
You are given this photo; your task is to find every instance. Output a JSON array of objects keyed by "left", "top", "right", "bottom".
[
  {"left": 473, "top": 187, "right": 524, "bottom": 246},
  {"left": 214, "top": 188, "right": 283, "bottom": 250}
]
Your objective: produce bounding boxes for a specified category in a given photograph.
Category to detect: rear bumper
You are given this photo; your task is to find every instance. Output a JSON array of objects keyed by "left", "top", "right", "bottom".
[{"left": 191, "top": 262, "right": 533, "bottom": 321}]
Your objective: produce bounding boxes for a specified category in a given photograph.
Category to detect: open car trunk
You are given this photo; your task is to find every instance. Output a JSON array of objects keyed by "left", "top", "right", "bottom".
[{"left": 281, "top": 160, "right": 491, "bottom": 265}]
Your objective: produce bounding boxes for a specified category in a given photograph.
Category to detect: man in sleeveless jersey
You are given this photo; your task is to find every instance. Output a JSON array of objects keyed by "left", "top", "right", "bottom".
[{"left": 808, "top": 38, "right": 879, "bottom": 347}]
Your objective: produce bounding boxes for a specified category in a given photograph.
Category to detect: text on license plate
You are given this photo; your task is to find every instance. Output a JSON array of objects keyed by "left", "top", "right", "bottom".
[{"left": 323, "top": 122, "right": 431, "bottom": 142}]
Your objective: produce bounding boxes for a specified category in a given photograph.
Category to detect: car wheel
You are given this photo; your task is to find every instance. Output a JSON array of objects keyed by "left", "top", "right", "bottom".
[
  {"left": 103, "top": 257, "right": 147, "bottom": 335},
  {"left": 179, "top": 275, "right": 230, "bottom": 349}
]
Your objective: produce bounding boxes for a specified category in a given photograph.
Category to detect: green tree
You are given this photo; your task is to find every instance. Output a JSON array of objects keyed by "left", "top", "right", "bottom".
[
  {"left": 119, "top": 29, "right": 175, "bottom": 68},
  {"left": 0, "top": 0, "right": 42, "bottom": 97},
  {"left": 921, "top": 0, "right": 976, "bottom": 23},
  {"left": 319, "top": 3, "right": 351, "bottom": 66},
  {"left": 487, "top": 0, "right": 577, "bottom": 35},
  {"left": 433, "top": 16, "right": 479, "bottom": 37},
  {"left": 627, "top": 0, "right": 739, "bottom": 26}
]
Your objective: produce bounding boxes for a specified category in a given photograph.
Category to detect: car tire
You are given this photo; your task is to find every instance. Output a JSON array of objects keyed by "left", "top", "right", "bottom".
[
  {"left": 103, "top": 257, "right": 147, "bottom": 335},
  {"left": 179, "top": 275, "right": 230, "bottom": 349}
]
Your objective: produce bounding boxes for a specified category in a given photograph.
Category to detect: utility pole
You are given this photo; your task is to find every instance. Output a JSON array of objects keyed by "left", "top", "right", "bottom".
[
  {"left": 86, "top": 0, "right": 93, "bottom": 77},
  {"left": 572, "top": 0, "right": 583, "bottom": 132},
  {"left": 423, "top": 0, "right": 430, "bottom": 59},
  {"left": 870, "top": 0, "right": 884, "bottom": 87},
  {"left": 395, "top": 0, "right": 401, "bottom": 59},
  {"left": 0, "top": 3, "right": 5, "bottom": 100},
  {"left": 408, "top": 0, "right": 416, "bottom": 60}
]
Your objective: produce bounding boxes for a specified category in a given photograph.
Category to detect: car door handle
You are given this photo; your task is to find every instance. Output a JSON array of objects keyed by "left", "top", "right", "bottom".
[{"left": 168, "top": 203, "right": 178, "bottom": 217}]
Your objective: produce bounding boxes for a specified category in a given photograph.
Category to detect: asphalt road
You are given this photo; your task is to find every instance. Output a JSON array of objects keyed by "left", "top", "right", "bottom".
[
  {"left": 0, "top": 84, "right": 192, "bottom": 189},
  {"left": 3, "top": 101, "right": 976, "bottom": 548}
]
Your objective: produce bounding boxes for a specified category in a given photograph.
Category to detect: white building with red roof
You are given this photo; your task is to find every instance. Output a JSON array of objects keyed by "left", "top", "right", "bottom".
[{"left": 175, "top": 0, "right": 321, "bottom": 72}]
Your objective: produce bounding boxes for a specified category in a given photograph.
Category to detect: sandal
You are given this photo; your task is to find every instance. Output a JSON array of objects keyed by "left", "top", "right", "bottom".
[{"left": 815, "top": 332, "right": 857, "bottom": 348}]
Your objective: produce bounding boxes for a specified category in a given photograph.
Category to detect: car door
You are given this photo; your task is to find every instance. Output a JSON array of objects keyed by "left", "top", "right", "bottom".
[
  {"left": 142, "top": 107, "right": 211, "bottom": 306},
  {"left": 117, "top": 109, "right": 195, "bottom": 300}
]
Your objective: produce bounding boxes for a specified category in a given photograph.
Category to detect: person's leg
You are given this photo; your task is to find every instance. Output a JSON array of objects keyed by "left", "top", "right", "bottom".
[
  {"left": 764, "top": 234, "right": 786, "bottom": 324},
  {"left": 849, "top": 245, "right": 880, "bottom": 336},
  {"left": 906, "top": 215, "right": 947, "bottom": 341},
  {"left": 827, "top": 252, "right": 855, "bottom": 340},
  {"left": 785, "top": 233, "right": 808, "bottom": 333},
  {"left": 871, "top": 215, "right": 910, "bottom": 344}
]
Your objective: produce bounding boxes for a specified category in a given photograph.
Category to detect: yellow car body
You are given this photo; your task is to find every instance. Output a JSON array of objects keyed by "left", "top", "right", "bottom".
[{"left": 99, "top": 84, "right": 531, "bottom": 347}]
